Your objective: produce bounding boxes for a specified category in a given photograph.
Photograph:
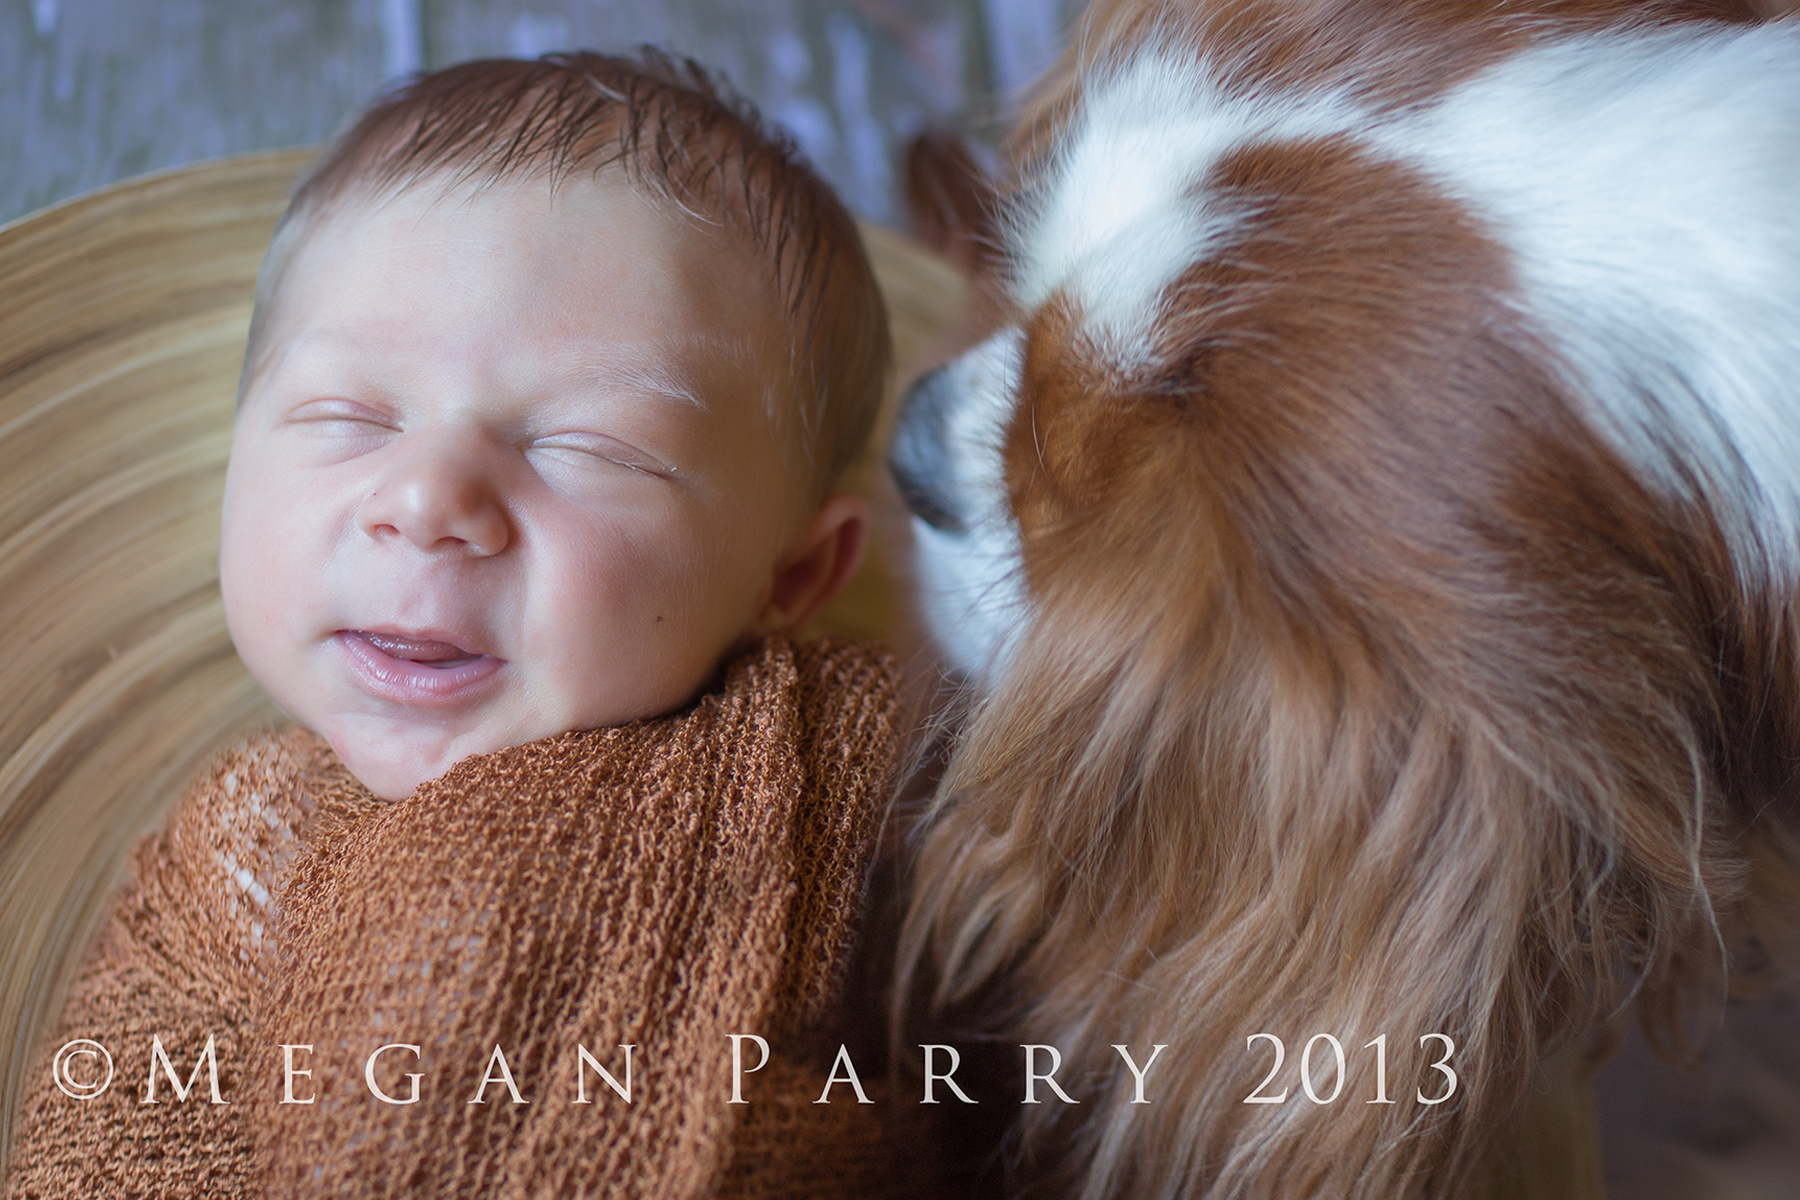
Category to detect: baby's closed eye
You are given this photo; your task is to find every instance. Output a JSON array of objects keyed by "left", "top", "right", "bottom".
[
  {"left": 275, "top": 396, "right": 402, "bottom": 463},
  {"left": 526, "top": 431, "right": 676, "bottom": 480},
  {"left": 284, "top": 396, "right": 400, "bottom": 435}
]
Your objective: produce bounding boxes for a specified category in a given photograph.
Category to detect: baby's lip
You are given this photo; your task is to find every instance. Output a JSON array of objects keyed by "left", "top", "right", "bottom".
[
  {"left": 353, "top": 629, "right": 485, "bottom": 666},
  {"left": 336, "top": 628, "right": 505, "bottom": 706}
]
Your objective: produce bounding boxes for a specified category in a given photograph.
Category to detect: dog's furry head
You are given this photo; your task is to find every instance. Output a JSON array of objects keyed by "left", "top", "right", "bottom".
[{"left": 891, "top": 0, "right": 1800, "bottom": 1195}]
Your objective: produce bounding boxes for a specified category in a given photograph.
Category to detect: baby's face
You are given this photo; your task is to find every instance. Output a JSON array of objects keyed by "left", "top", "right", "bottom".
[{"left": 223, "top": 176, "right": 804, "bottom": 799}]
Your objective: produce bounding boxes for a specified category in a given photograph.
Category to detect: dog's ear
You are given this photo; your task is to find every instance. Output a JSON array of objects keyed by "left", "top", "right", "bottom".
[
  {"left": 901, "top": 129, "right": 1015, "bottom": 374},
  {"left": 903, "top": 128, "right": 1004, "bottom": 280}
]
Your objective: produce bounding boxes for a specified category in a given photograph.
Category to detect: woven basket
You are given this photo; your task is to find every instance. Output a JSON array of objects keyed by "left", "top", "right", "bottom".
[{"left": 0, "top": 149, "right": 964, "bottom": 1170}]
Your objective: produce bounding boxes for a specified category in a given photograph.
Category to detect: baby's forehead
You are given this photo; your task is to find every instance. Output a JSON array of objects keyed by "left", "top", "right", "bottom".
[
  {"left": 266, "top": 173, "right": 792, "bottom": 364},
  {"left": 302, "top": 169, "right": 780, "bottom": 283}
]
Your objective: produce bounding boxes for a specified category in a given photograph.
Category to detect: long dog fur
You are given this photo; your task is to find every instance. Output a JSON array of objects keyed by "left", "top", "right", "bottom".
[{"left": 890, "top": 1, "right": 1800, "bottom": 1196}]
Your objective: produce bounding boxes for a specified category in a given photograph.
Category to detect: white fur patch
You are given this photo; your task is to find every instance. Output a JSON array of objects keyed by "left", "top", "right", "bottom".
[
  {"left": 924, "top": 21, "right": 1800, "bottom": 684},
  {"left": 1012, "top": 50, "right": 1358, "bottom": 363},
  {"left": 908, "top": 329, "right": 1033, "bottom": 683},
  {"left": 1373, "top": 22, "right": 1800, "bottom": 577}
]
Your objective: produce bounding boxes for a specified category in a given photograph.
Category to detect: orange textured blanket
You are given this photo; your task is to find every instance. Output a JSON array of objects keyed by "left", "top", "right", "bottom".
[{"left": 6, "top": 637, "right": 921, "bottom": 1199}]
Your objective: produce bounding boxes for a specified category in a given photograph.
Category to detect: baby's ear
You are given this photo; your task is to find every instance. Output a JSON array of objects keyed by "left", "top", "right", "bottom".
[{"left": 755, "top": 493, "right": 869, "bottom": 635}]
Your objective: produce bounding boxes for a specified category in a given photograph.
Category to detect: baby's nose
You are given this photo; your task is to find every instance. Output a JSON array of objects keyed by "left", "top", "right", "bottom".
[{"left": 358, "top": 448, "right": 511, "bottom": 557}]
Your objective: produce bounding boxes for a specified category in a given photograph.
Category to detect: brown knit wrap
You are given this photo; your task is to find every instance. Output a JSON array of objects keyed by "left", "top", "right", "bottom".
[{"left": 7, "top": 637, "right": 918, "bottom": 1199}]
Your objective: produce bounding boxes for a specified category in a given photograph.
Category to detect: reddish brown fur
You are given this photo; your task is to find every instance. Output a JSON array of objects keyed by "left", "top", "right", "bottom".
[
  {"left": 897, "top": 2, "right": 1800, "bottom": 1197},
  {"left": 904, "top": 129, "right": 1006, "bottom": 281},
  {"left": 1007, "top": 0, "right": 1756, "bottom": 174}
]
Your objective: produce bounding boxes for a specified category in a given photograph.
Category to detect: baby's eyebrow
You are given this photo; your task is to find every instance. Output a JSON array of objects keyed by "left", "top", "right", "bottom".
[{"left": 562, "top": 354, "right": 707, "bottom": 411}]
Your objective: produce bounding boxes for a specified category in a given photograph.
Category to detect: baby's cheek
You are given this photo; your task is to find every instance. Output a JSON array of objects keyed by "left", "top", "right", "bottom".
[
  {"left": 531, "top": 522, "right": 666, "bottom": 666},
  {"left": 220, "top": 514, "right": 271, "bottom": 643},
  {"left": 224, "top": 517, "right": 293, "bottom": 628},
  {"left": 220, "top": 474, "right": 331, "bottom": 723},
  {"left": 536, "top": 520, "right": 731, "bottom": 712}
]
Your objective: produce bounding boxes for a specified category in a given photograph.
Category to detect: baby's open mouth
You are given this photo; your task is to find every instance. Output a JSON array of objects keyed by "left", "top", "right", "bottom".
[
  {"left": 352, "top": 630, "right": 483, "bottom": 668},
  {"left": 337, "top": 629, "right": 504, "bottom": 705}
]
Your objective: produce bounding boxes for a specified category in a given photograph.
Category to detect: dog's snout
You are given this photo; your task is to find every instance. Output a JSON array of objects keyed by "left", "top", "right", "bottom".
[{"left": 889, "top": 365, "right": 969, "bottom": 536}]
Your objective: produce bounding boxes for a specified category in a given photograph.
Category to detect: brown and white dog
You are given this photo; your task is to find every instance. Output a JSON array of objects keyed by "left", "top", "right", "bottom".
[{"left": 888, "top": 1, "right": 1800, "bottom": 1196}]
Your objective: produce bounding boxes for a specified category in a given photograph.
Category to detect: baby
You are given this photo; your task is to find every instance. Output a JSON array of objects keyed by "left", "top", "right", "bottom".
[
  {"left": 9, "top": 50, "right": 920, "bottom": 1200},
  {"left": 223, "top": 49, "right": 885, "bottom": 802}
]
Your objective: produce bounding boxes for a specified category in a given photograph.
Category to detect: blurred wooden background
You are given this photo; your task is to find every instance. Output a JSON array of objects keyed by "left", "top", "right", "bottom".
[{"left": 0, "top": 0, "right": 1077, "bottom": 228}]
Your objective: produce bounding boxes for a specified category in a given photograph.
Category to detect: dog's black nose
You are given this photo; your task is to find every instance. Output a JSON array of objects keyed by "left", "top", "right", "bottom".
[{"left": 889, "top": 364, "right": 969, "bottom": 535}]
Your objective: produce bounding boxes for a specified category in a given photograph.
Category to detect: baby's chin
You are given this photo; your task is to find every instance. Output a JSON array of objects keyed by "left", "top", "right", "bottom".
[
  {"left": 299, "top": 661, "right": 729, "bottom": 799},
  {"left": 314, "top": 717, "right": 510, "bottom": 802}
]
